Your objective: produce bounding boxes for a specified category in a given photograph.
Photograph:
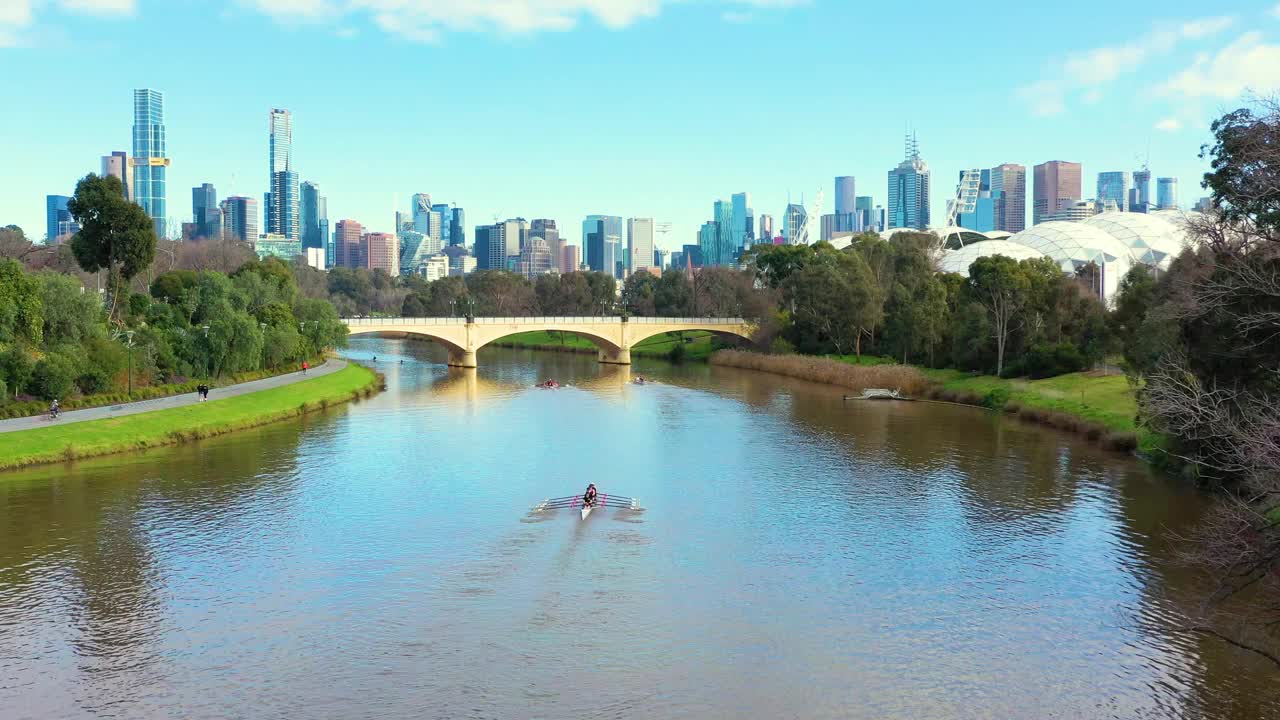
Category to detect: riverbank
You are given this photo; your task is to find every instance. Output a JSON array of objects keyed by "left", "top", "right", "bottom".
[
  {"left": 710, "top": 350, "right": 1145, "bottom": 454},
  {"left": 0, "top": 363, "right": 381, "bottom": 473},
  {"left": 0, "top": 359, "right": 324, "bottom": 420},
  {"left": 490, "top": 330, "right": 721, "bottom": 361}
]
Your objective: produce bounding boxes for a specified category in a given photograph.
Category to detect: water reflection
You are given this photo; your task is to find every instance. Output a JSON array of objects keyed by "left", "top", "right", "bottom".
[{"left": 0, "top": 338, "right": 1276, "bottom": 718}]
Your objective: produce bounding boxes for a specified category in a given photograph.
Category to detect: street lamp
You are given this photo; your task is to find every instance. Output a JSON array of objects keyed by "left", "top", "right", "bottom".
[
  {"left": 201, "top": 324, "right": 211, "bottom": 379},
  {"left": 113, "top": 329, "right": 137, "bottom": 396}
]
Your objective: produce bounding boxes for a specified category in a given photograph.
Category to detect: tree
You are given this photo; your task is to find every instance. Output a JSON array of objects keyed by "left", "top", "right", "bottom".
[
  {"left": 0, "top": 259, "right": 44, "bottom": 345},
  {"left": 786, "top": 252, "right": 881, "bottom": 356},
  {"left": 691, "top": 266, "right": 751, "bottom": 317},
  {"left": 965, "top": 255, "right": 1029, "bottom": 376},
  {"left": 29, "top": 353, "right": 77, "bottom": 400},
  {"left": 38, "top": 272, "right": 104, "bottom": 346},
  {"left": 653, "top": 269, "right": 691, "bottom": 316},
  {"left": 884, "top": 276, "right": 947, "bottom": 365},
  {"left": 621, "top": 272, "right": 659, "bottom": 316},
  {"left": 0, "top": 347, "right": 34, "bottom": 401},
  {"left": 745, "top": 243, "right": 815, "bottom": 289},
  {"left": 466, "top": 271, "right": 538, "bottom": 316},
  {"left": 1128, "top": 101, "right": 1280, "bottom": 667},
  {"left": 67, "top": 173, "right": 157, "bottom": 322},
  {"left": 0, "top": 225, "right": 35, "bottom": 261},
  {"left": 1201, "top": 100, "right": 1280, "bottom": 236}
]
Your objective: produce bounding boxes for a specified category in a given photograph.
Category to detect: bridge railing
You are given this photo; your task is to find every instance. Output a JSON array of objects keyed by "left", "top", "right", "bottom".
[{"left": 341, "top": 316, "right": 748, "bottom": 325}]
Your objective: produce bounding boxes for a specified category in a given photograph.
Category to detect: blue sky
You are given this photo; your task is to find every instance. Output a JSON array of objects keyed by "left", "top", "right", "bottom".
[{"left": 3, "top": 0, "right": 1279, "bottom": 248}]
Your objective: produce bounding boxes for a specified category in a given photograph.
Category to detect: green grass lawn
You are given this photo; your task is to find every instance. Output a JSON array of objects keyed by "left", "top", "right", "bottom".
[
  {"left": 921, "top": 368, "right": 1139, "bottom": 432},
  {"left": 0, "top": 364, "right": 379, "bottom": 473},
  {"left": 495, "top": 330, "right": 721, "bottom": 361}
]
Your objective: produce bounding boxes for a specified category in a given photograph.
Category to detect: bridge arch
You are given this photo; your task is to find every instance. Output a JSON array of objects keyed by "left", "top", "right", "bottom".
[
  {"left": 341, "top": 317, "right": 756, "bottom": 368},
  {"left": 344, "top": 328, "right": 468, "bottom": 355}
]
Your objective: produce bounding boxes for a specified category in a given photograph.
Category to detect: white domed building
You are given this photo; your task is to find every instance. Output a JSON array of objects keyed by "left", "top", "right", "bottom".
[
  {"left": 1003, "top": 221, "right": 1135, "bottom": 299},
  {"left": 937, "top": 211, "right": 1201, "bottom": 301},
  {"left": 1083, "top": 212, "right": 1192, "bottom": 270},
  {"left": 937, "top": 240, "right": 1046, "bottom": 275}
]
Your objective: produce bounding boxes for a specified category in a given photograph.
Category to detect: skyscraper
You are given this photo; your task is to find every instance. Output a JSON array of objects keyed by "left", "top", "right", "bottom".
[
  {"left": 782, "top": 203, "right": 808, "bottom": 244},
  {"left": 131, "top": 89, "right": 168, "bottom": 237},
  {"left": 1096, "top": 171, "right": 1131, "bottom": 212},
  {"left": 562, "top": 245, "right": 580, "bottom": 274},
  {"left": 475, "top": 219, "right": 524, "bottom": 271},
  {"left": 1032, "top": 160, "right": 1081, "bottom": 224},
  {"left": 101, "top": 151, "right": 132, "bottom": 200},
  {"left": 834, "top": 176, "right": 857, "bottom": 231},
  {"left": 820, "top": 214, "right": 836, "bottom": 242},
  {"left": 450, "top": 207, "right": 465, "bottom": 247},
  {"left": 360, "top": 232, "right": 398, "bottom": 275},
  {"left": 989, "top": 163, "right": 1026, "bottom": 233},
  {"left": 192, "top": 183, "right": 221, "bottom": 239},
  {"left": 265, "top": 109, "right": 299, "bottom": 240},
  {"left": 517, "top": 237, "right": 554, "bottom": 279},
  {"left": 1157, "top": 177, "right": 1179, "bottom": 210},
  {"left": 335, "top": 219, "right": 363, "bottom": 268},
  {"left": 628, "top": 218, "right": 655, "bottom": 273},
  {"left": 1131, "top": 169, "right": 1152, "bottom": 212},
  {"left": 887, "top": 134, "right": 931, "bottom": 230},
  {"left": 583, "top": 215, "right": 622, "bottom": 277},
  {"left": 855, "top": 196, "right": 873, "bottom": 232},
  {"left": 431, "top": 203, "right": 451, "bottom": 246},
  {"left": 730, "top": 192, "right": 753, "bottom": 251},
  {"left": 411, "top": 193, "right": 432, "bottom": 234},
  {"left": 711, "top": 199, "right": 735, "bottom": 265},
  {"left": 45, "top": 195, "right": 78, "bottom": 243},
  {"left": 697, "top": 222, "right": 717, "bottom": 266},
  {"left": 220, "top": 196, "right": 259, "bottom": 243},
  {"left": 300, "top": 181, "right": 327, "bottom": 250},
  {"left": 758, "top": 214, "right": 774, "bottom": 242},
  {"left": 530, "top": 219, "right": 562, "bottom": 271}
]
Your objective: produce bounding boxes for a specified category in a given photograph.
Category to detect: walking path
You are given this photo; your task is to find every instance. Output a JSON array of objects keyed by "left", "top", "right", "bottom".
[{"left": 0, "top": 359, "right": 348, "bottom": 434}]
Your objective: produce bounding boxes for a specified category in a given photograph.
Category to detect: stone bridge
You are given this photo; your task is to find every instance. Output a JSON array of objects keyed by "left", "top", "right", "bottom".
[{"left": 341, "top": 316, "right": 757, "bottom": 367}]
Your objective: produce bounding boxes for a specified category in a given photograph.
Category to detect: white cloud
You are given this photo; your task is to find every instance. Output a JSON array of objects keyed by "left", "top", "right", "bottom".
[
  {"left": 0, "top": 0, "right": 34, "bottom": 48},
  {"left": 59, "top": 0, "right": 135, "bottom": 14},
  {"left": 1017, "top": 15, "right": 1235, "bottom": 116},
  {"left": 2, "top": 0, "right": 134, "bottom": 48},
  {"left": 1162, "top": 32, "right": 1280, "bottom": 100},
  {"left": 241, "top": 0, "right": 801, "bottom": 40},
  {"left": 1154, "top": 117, "right": 1182, "bottom": 132}
]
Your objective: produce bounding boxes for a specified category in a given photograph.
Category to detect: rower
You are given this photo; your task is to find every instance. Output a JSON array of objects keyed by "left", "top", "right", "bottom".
[{"left": 582, "top": 483, "right": 598, "bottom": 507}]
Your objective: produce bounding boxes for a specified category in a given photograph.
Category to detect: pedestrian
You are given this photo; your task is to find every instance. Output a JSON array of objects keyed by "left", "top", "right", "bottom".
[{"left": 302, "top": 360, "right": 309, "bottom": 375}]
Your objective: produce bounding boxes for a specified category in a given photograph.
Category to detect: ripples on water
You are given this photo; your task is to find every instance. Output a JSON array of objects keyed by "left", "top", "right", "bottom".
[{"left": 0, "top": 338, "right": 1276, "bottom": 719}]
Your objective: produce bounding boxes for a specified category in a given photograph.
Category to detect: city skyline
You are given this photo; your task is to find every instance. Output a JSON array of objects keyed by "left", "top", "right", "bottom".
[{"left": 4, "top": 1, "right": 1277, "bottom": 246}]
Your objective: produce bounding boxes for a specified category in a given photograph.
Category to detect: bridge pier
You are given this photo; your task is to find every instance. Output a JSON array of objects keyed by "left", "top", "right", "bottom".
[
  {"left": 598, "top": 347, "right": 631, "bottom": 365},
  {"left": 448, "top": 349, "right": 478, "bottom": 368}
]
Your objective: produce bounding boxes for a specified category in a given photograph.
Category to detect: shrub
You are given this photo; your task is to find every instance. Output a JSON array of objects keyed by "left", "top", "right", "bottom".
[
  {"left": 668, "top": 342, "right": 687, "bottom": 364},
  {"left": 1002, "top": 342, "right": 1088, "bottom": 379},
  {"left": 982, "top": 386, "right": 1010, "bottom": 409},
  {"left": 769, "top": 336, "right": 796, "bottom": 355},
  {"left": 30, "top": 354, "right": 78, "bottom": 400},
  {"left": 76, "top": 367, "right": 112, "bottom": 395},
  {"left": 1004, "top": 400, "right": 1023, "bottom": 414}
]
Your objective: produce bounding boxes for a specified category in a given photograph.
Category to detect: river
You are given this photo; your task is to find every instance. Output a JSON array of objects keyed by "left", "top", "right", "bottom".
[{"left": 1, "top": 338, "right": 1276, "bottom": 719}]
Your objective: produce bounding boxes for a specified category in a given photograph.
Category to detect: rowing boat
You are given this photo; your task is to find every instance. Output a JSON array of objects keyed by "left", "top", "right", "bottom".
[{"left": 534, "top": 493, "right": 640, "bottom": 517}]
